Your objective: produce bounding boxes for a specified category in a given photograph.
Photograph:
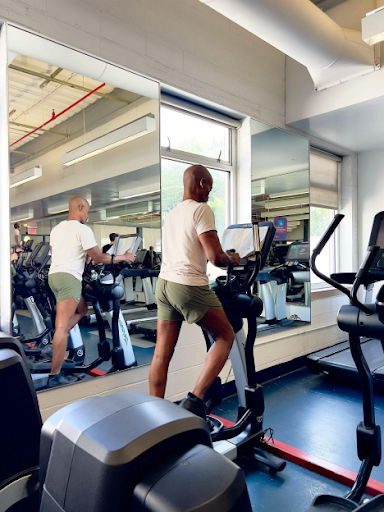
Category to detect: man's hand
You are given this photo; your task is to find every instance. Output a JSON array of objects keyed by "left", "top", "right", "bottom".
[
  {"left": 124, "top": 248, "right": 136, "bottom": 263},
  {"left": 226, "top": 250, "right": 240, "bottom": 266}
]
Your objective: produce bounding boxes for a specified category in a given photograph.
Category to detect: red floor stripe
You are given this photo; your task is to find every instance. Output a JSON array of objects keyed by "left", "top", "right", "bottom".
[
  {"left": 212, "top": 414, "right": 384, "bottom": 496},
  {"left": 88, "top": 369, "right": 106, "bottom": 377}
]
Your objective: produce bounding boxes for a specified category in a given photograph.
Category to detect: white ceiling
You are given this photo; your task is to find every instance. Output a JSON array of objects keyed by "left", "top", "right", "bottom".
[{"left": 289, "top": 94, "right": 384, "bottom": 154}]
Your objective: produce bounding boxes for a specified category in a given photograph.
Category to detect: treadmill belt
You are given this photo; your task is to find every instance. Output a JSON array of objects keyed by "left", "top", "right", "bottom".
[{"left": 320, "top": 339, "right": 384, "bottom": 370}]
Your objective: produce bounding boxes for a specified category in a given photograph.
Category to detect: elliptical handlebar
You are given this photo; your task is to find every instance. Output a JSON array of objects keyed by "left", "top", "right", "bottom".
[
  {"left": 310, "top": 214, "right": 350, "bottom": 297},
  {"left": 351, "top": 246, "right": 380, "bottom": 315}
]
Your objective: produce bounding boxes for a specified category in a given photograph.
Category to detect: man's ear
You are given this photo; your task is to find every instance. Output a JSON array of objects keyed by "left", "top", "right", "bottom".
[{"left": 199, "top": 178, "right": 205, "bottom": 189}]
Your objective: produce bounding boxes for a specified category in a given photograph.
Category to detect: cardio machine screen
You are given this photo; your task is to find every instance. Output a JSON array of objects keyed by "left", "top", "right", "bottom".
[
  {"left": 371, "top": 218, "right": 384, "bottom": 271},
  {"left": 285, "top": 244, "right": 310, "bottom": 263},
  {"left": 33, "top": 243, "right": 49, "bottom": 266}
]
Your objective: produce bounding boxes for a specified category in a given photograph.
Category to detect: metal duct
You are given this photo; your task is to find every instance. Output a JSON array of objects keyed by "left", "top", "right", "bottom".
[{"left": 200, "top": 0, "right": 377, "bottom": 90}]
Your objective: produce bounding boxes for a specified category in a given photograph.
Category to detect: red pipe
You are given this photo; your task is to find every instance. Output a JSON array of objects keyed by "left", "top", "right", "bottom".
[{"left": 10, "top": 82, "right": 106, "bottom": 148}]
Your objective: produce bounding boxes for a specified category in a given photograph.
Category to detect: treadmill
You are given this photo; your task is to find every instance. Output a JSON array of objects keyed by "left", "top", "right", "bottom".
[{"left": 307, "top": 211, "right": 384, "bottom": 386}]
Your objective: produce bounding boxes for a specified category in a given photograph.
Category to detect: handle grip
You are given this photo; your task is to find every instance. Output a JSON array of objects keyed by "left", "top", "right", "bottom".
[{"left": 313, "top": 214, "right": 344, "bottom": 255}]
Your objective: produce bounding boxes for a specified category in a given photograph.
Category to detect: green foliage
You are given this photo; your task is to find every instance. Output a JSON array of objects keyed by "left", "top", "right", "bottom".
[
  {"left": 310, "top": 207, "right": 334, "bottom": 237},
  {"left": 161, "top": 159, "right": 228, "bottom": 238}
]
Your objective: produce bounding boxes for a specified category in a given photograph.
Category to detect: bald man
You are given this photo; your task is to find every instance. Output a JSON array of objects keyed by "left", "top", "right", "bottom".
[
  {"left": 47, "top": 196, "right": 136, "bottom": 389},
  {"left": 149, "top": 165, "right": 240, "bottom": 419}
]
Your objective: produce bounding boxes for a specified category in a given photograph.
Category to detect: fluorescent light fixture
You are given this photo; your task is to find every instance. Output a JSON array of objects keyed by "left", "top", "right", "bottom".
[
  {"left": 106, "top": 215, "right": 121, "bottom": 221},
  {"left": 47, "top": 203, "right": 69, "bottom": 215},
  {"left": 362, "top": 6, "right": 384, "bottom": 45},
  {"left": 11, "top": 208, "right": 34, "bottom": 222},
  {"left": 119, "top": 181, "right": 160, "bottom": 201},
  {"left": 10, "top": 166, "right": 42, "bottom": 188},
  {"left": 62, "top": 115, "right": 156, "bottom": 167}
]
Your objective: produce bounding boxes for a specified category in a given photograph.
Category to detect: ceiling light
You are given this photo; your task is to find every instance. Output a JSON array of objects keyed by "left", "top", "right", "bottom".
[
  {"left": 62, "top": 115, "right": 156, "bottom": 167},
  {"left": 11, "top": 209, "right": 34, "bottom": 222},
  {"left": 10, "top": 166, "right": 42, "bottom": 188},
  {"left": 47, "top": 203, "right": 69, "bottom": 215},
  {"left": 362, "top": 6, "right": 384, "bottom": 45}
]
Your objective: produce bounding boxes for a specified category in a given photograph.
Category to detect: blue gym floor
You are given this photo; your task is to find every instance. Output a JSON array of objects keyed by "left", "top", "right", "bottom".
[{"left": 212, "top": 368, "right": 384, "bottom": 512}]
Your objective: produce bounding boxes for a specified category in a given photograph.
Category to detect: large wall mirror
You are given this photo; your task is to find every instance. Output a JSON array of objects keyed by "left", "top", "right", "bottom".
[
  {"left": 251, "top": 119, "right": 310, "bottom": 337},
  {"left": 8, "top": 26, "right": 160, "bottom": 391}
]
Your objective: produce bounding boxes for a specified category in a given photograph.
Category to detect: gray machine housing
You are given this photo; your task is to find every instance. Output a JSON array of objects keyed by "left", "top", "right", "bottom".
[{"left": 40, "top": 392, "right": 251, "bottom": 512}]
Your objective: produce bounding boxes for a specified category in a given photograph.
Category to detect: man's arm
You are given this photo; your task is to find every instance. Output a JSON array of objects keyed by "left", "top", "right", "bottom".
[
  {"left": 199, "top": 231, "right": 240, "bottom": 267},
  {"left": 86, "top": 246, "right": 135, "bottom": 265},
  {"left": 15, "top": 233, "right": 19, "bottom": 245}
]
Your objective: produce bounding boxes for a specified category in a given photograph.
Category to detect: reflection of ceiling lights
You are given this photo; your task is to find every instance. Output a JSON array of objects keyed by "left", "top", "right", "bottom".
[
  {"left": 62, "top": 115, "right": 156, "bottom": 167},
  {"left": 362, "top": 7, "right": 384, "bottom": 45},
  {"left": 11, "top": 208, "right": 34, "bottom": 222},
  {"left": 47, "top": 203, "right": 69, "bottom": 215},
  {"left": 10, "top": 166, "right": 42, "bottom": 188}
]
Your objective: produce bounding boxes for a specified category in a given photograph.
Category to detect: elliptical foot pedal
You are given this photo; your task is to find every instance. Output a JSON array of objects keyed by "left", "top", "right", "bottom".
[
  {"left": 307, "top": 495, "right": 358, "bottom": 511},
  {"left": 207, "top": 416, "right": 224, "bottom": 440}
]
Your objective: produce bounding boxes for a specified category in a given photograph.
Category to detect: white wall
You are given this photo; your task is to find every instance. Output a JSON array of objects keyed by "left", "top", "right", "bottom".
[
  {"left": 0, "top": 0, "right": 350, "bottom": 417},
  {"left": 0, "top": 0, "right": 286, "bottom": 128},
  {"left": 357, "top": 149, "right": 384, "bottom": 278}
]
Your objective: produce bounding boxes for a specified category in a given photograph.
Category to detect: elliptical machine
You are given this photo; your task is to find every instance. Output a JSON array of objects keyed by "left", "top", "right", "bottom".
[
  {"left": 306, "top": 213, "right": 383, "bottom": 511},
  {"left": 0, "top": 333, "right": 252, "bottom": 512},
  {"left": 202, "top": 221, "right": 286, "bottom": 472}
]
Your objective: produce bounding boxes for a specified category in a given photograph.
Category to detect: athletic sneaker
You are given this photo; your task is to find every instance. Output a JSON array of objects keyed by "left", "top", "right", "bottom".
[
  {"left": 46, "top": 373, "right": 78, "bottom": 389},
  {"left": 179, "top": 392, "right": 207, "bottom": 420}
]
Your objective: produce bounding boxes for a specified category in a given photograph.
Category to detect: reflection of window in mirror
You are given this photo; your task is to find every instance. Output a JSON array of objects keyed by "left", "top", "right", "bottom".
[{"left": 8, "top": 32, "right": 160, "bottom": 391}]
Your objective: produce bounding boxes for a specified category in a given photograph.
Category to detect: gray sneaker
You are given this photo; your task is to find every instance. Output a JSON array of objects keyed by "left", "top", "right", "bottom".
[
  {"left": 46, "top": 373, "right": 78, "bottom": 389},
  {"left": 179, "top": 392, "right": 207, "bottom": 420}
]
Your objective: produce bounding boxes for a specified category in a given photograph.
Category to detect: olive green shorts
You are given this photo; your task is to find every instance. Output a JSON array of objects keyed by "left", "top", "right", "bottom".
[
  {"left": 155, "top": 277, "right": 222, "bottom": 324},
  {"left": 48, "top": 273, "right": 82, "bottom": 304}
]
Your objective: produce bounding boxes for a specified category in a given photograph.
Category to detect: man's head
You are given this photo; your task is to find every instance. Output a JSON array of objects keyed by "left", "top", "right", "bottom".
[
  {"left": 109, "top": 233, "right": 117, "bottom": 243},
  {"left": 68, "top": 196, "right": 90, "bottom": 224},
  {"left": 14, "top": 223, "right": 20, "bottom": 230},
  {"left": 183, "top": 165, "right": 213, "bottom": 203}
]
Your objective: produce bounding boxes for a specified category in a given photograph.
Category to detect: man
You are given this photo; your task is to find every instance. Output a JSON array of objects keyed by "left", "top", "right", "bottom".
[
  {"left": 13, "top": 223, "right": 21, "bottom": 246},
  {"left": 102, "top": 233, "right": 117, "bottom": 253},
  {"left": 47, "top": 196, "right": 136, "bottom": 389},
  {"left": 149, "top": 165, "right": 240, "bottom": 419}
]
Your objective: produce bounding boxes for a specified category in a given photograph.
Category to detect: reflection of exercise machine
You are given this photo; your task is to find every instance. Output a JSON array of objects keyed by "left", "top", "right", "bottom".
[
  {"left": 307, "top": 211, "right": 384, "bottom": 386},
  {"left": 0, "top": 333, "right": 252, "bottom": 512},
  {"left": 203, "top": 221, "right": 286, "bottom": 472},
  {"left": 305, "top": 214, "right": 382, "bottom": 511},
  {"left": 256, "top": 242, "right": 310, "bottom": 326}
]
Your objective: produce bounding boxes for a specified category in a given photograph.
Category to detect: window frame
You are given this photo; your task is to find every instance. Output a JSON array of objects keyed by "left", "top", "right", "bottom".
[{"left": 160, "top": 103, "right": 237, "bottom": 230}]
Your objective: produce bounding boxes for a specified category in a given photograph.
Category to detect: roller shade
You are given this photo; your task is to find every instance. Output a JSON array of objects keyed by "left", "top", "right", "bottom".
[{"left": 310, "top": 151, "right": 339, "bottom": 209}]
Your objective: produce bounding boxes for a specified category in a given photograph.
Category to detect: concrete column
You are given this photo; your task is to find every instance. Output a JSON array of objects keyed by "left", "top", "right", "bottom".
[{"left": 0, "top": 22, "right": 12, "bottom": 333}]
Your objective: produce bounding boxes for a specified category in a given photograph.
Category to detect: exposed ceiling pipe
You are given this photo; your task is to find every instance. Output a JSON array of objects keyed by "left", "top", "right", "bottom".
[
  {"left": 10, "top": 83, "right": 106, "bottom": 148},
  {"left": 199, "top": 0, "right": 377, "bottom": 91}
]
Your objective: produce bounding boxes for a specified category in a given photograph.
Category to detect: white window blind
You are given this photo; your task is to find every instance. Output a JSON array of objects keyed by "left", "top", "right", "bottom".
[{"left": 310, "top": 151, "right": 339, "bottom": 209}]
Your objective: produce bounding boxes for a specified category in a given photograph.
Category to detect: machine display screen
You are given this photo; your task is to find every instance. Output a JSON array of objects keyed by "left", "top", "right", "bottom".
[
  {"left": 285, "top": 243, "right": 310, "bottom": 263},
  {"left": 376, "top": 219, "right": 384, "bottom": 249},
  {"left": 33, "top": 243, "right": 49, "bottom": 265}
]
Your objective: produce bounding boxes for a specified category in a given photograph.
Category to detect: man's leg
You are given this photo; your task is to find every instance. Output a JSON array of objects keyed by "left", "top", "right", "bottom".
[
  {"left": 149, "top": 319, "right": 182, "bottom": 398},
  {"left": 193, "top": 308, "right": 234, "bottom": 399},
  {"left": 67, "top": 296, "right": 88, "bottom": 331},
  {"left": 50, "top": 297, "right": 79, "bottom": 375}
]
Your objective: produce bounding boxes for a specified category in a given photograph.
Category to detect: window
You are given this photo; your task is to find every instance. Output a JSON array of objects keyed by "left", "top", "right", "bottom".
[
  {"left": 310, "top": 207, "right": 336, "bottom": 285},
  {"left": 160, "top": 104, "right": 235, "bottom": 240},
  {"left": 309, "top": 150, "right": 340, "bottom": 288},
  {"left": 161, "top": 106, "right": 231, "bottom": 162},
  {"left": 161, "top": 159, "right": 229, "bottom": 239}
]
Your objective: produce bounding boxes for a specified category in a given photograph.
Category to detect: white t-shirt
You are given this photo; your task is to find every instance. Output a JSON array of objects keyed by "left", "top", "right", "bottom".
[
  {"left": 49, "top": 220, "right": 97, "bottom": 281},
  {"left": 12, "top": 228, "right": 20, "bottom": 245},
  {"left": 159, "top": 200, "right": 216, "bottom": 286}
]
